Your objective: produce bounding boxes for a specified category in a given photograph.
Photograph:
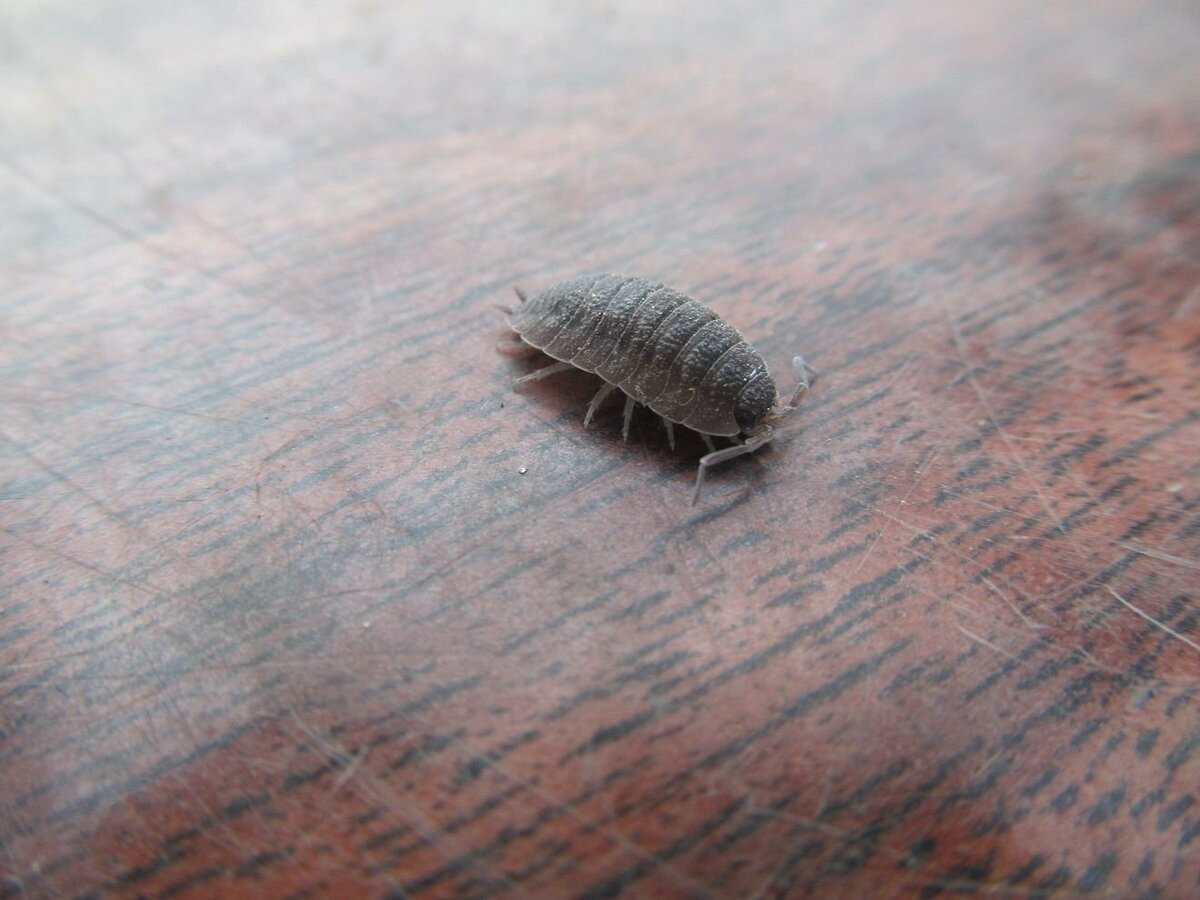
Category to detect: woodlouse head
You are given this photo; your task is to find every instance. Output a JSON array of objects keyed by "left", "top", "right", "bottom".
[
  {"left": 750, "top": 356, "right": 816, "bottom": 435},
  {"left": 734, "top": 373, "right": 779, "bottom": 435}
]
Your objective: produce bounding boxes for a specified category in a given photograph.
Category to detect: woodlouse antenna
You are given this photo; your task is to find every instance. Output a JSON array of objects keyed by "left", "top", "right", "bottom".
[
  {"left": 763, "top": 356, "right": 817, "bottom": 428},
  {"left": 693, "top": 432, "right": 773, "bottom": 505},
  {"left": 513, "top": 286, "right": 528, "bottom": 302},
  {"left": 785, "top": 355, "right": 817, "bottom": 410},
  {"left": 694, "top": 356, "right": 816, "bottom": 504}
]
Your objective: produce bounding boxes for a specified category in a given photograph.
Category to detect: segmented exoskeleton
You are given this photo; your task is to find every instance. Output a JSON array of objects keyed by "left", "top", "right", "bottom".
[{"left": 501, "top": 273, "right": 812, "bottom": 503}]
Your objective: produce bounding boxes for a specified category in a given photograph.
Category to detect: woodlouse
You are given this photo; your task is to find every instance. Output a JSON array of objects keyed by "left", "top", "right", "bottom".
[{"left": 500, "top": 273, "right": 813, "bottom": 503}]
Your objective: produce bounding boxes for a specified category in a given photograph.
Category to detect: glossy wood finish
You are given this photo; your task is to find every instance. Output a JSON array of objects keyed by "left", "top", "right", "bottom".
[{"left": 2, "top": 1, "right": 1199, "bottom": 897}]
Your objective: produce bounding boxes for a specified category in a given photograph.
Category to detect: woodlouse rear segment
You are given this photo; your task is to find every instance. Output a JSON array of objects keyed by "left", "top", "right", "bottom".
[{"left": 505, "top": 273, "right": 811, "bottom": 502}]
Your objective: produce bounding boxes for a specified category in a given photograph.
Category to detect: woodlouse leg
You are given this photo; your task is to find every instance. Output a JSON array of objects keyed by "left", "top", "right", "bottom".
[
  {"left": 702, "top": 434, "right": 717, "bottom": 453},
  {"left": 622, "top": 396, "right": 636, "bottom": 442},
  {"left": 662, "top": 418, "right": 675, "bottom": 450},
  {"left": 513, "top": 361, "right": 573, "bottom": 386},
  {"left": 497, "top": 337, "right": 541, "bottom": 357},
  {"left": 496, "top": 285, "right": 527, "bottom": 320},
  {"left": 583, "top": 383, "right": 616, "bottom": 428},
  {"left": 693, "top": 433, "right": 772, "bottom": 505}
]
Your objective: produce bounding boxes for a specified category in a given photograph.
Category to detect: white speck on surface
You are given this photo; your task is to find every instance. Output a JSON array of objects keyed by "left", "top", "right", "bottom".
[
  {"left": 363, "top": 620, "right": 372, "bottom": 629},
  {"left": 519, "top": 466, "right": 527, "bottom": 475},
  {"left": 812, "top": 240, "right": 827, "bottom": 252}
]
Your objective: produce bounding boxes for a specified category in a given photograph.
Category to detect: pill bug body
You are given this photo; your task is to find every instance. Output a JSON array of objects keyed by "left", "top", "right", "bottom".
[
  {"left": 510, "top": 273, "right": 778, "bottom": 435},
  {"left": 504, "top": 273, "right": 810, "bottom": 502}
]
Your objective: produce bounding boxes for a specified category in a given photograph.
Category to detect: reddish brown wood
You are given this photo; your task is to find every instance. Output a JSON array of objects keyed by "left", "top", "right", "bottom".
[{"left": 2, "top": 1, "right": 1199, "bottom": 897}]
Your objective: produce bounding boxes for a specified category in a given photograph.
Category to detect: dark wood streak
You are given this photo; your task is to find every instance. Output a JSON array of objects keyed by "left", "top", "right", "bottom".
[{"left": 2, "top": 0, "right": 1200, "bottom": 897}]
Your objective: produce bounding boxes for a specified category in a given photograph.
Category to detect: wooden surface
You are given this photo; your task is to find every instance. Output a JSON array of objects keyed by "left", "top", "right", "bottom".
[{"left": 3, "top": 1, "right": 1199, "bottom": 897}]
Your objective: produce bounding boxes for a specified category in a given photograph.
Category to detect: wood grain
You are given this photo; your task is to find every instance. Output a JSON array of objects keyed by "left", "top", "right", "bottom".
[{"left": 2, "top": 0, "right": 1199, "bottom": 897}]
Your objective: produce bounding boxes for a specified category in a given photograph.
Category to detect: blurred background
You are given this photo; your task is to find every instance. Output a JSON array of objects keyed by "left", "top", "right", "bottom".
[{"left": 2, "top": 1, "right": 1199, "bottom": 897}]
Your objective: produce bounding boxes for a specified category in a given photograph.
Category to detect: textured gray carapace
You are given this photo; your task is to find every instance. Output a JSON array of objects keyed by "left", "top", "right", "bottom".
[{"left": 503, "top": 273, "right": 812, "bottom": 503}]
